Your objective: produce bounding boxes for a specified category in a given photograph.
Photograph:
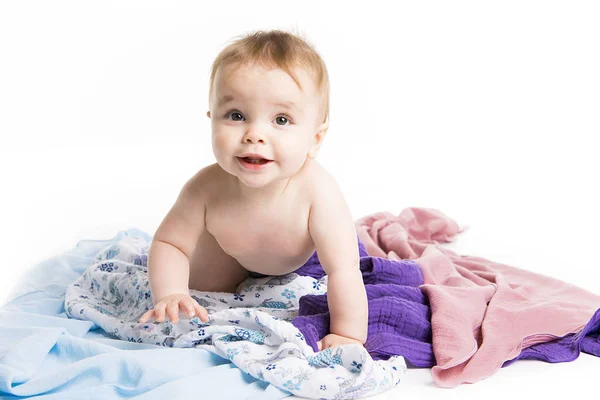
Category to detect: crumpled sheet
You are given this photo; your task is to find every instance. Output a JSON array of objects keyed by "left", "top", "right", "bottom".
[{"left": 65, "top": 233, "right": 406, "bottom": 399}]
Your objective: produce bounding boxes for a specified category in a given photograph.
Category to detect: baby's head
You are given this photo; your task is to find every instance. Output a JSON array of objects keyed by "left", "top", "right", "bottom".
[{"left": 207, "top": 29, "right": 330, "bottom": 188}]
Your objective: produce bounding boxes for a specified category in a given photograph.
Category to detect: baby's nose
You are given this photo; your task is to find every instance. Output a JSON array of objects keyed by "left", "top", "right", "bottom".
[
  {"left": 243, "top": 129, "right": 266, "bottom": 143},
  {"left": 245, "top": 137, "right": 265, "bottom": 144}
]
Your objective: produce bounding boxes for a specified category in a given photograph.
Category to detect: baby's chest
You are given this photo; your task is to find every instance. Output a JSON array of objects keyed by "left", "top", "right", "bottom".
[{"left": 206, "top": 204, "right": 313, "bottom": 261}]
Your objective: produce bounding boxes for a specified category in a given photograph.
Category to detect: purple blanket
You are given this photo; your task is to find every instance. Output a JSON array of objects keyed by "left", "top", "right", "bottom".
[{"left": 291, "top": 236, "right": 600, "bottom": 368}]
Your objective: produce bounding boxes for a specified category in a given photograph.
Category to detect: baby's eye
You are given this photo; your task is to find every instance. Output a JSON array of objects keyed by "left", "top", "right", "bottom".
[
  {"left": 275, "top": 116, "right": 291, "bottom": 126},
  {"left": 226, "top": 112, "right": 245, "bottom": 122}
]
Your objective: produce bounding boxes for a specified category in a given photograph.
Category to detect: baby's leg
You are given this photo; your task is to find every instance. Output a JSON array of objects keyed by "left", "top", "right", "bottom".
[{"left": 188, "top": 229, "right": 249, "bottom": 293}]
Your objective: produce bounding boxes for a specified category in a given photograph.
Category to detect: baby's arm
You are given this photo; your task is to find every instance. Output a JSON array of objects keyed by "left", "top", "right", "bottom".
[
  {"left": 308, "top": 173, "right": 368, "bottom": 347},
  {"left": 139, "top": 169, "right": 209, "bottom": 324}
]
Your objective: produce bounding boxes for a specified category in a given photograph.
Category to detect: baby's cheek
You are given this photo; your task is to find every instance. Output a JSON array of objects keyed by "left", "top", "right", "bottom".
[
  {"left": 286, "top": 149, "right": 311, "bottom": 171},
  {"left": 212, "top": 134, "right": 230, "bottom": 154}
]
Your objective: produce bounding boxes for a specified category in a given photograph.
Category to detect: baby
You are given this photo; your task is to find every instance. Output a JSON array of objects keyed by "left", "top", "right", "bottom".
[{"left": 139, "top": 30, "right": 368, "bottom": 349}]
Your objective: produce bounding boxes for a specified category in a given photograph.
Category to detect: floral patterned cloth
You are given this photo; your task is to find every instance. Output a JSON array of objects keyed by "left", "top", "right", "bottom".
[{"left": 65, "top": 234, "right": 406, "bottom": 399}]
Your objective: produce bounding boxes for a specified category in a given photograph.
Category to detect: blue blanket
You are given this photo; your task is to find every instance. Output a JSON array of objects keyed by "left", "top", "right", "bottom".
[{"left": 0, "top": 229, "right": 289, "bottom": 400}]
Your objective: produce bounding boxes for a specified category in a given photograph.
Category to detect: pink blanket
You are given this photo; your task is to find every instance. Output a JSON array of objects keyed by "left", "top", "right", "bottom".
[{"left": 355, "top": 207, "right": 600, "bottom": 387}]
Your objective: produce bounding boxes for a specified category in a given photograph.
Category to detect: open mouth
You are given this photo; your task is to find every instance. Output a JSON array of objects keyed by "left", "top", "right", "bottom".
[
  {"left": 238, "top": 157, "right": 271, "bottom": 165},
  {"left": 237, "top": 156, "right": 274, "bottom": 170}
]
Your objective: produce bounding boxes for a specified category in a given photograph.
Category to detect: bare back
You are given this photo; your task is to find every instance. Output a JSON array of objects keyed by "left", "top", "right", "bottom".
[{"left": 187, "top": 159, "right": 321, "bottom": 292}]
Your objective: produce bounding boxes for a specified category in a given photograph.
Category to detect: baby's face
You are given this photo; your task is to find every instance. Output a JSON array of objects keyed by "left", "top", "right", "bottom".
[{"left": 208, "top": 63, "right": 326, "bottom": 189}]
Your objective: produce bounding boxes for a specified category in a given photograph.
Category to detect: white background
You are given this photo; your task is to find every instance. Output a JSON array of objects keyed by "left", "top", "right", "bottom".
[{"left": 0, "top": 0, "right": 599, "bottom": 398}]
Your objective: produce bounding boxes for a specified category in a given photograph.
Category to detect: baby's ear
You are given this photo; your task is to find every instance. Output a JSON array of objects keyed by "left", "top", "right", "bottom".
[
  {"left": 308, "top": 121, "right": 329, "bottom": 159},
  {"left": 206, "top": 111, "right": 211, "bottom": 118}
]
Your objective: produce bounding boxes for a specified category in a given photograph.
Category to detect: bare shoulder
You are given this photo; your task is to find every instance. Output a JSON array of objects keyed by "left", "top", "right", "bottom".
[
  {"left": 183, "top": 162, "right": 223, "bottom": 197},
  {"left": 302, "top": 159, "right": 341, "bottom": 202},
  {"left": 153, "top": 163, "right": 222, "bottom": 258},
  {"left": 305, "top": 159, "right": 357, "bottom": 272}
]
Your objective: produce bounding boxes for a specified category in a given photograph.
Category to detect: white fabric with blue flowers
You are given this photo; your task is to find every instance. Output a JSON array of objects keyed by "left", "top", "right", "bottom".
[{"left": 65, "top": 234, "right": 406, "bottom": 399}]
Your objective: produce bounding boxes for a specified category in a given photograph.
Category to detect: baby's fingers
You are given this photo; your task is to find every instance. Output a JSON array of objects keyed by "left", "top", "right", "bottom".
[
  {"left": 166, "top": 303, "right": 180, "bottom": 324},
  {"left": 195, "top": 304, "right": 209, "bottom": 322},
  {"left": 139, "top": 309, "right": 155, "bottom": 323},
  {"left": 154, "top": 303, "right": 167, "bottom": 323},
  {"left": 179, "top": 297, "right": 196, "bottom": 318}
]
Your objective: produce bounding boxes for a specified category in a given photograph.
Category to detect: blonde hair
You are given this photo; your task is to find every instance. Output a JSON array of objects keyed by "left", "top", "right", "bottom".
[{"left": 208, "top": 29, "right": 330, "bottom": 124}]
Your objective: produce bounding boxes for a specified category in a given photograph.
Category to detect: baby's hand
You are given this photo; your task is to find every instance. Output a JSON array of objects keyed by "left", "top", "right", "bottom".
[
  {"left": 139, "top": 293, "right": 209, "bottom": 324},
  {"left": 317, "top": 333, "right": 364, "bottom": 351}
]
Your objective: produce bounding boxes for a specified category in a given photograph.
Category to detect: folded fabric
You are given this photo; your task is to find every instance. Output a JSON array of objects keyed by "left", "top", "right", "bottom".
[
  {"left": 63, "top": 234, "right": 406, "bottom": 400},
  {"left": 293, "top": 253, "right": 434, "bottom": 368},
  {"left": 353, "top": 207, "right": 600, "bottom": 387}
]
